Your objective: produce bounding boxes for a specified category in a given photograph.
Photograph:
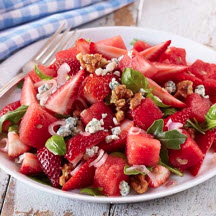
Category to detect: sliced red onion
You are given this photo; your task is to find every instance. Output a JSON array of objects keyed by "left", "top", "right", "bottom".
[
  {"left": 57, "top": 63, "right": 71, "bottom": 86},
  {"left": 94, "top": 153, "right": 108, "bottom": 168},
  {"left": 165, "top": 118, "right": 172, "bottom": 128},
  {"left": 165, "top": 179, "right": 176, "bottom": 187},
  {"left": 76, "top": 97, "right": 88, "bottom": 109},
  {"left": 0, "top": 138, "right": 9, "bottom": 153},
  {"left": 128, "top": 127, "right": 142, "bottom": 135},
  {"left": 34, "top": 78, "right": 56, "bottom": 88},
  {"left": 48, "top": 120, "right": 66, "bottom": 135},
  {"left": 71, "top": 153, "right": 84, "bottom": 167},
  {"left": 80, "top": 132, "right": 91, "bottom": 136},
  {"left": 70, "top": 161, "right": 84, "bottom": 176},
  {"left": 89, "top": 149, "right": 105, "bottom": 167},
  {"left": 40, "top": 79, "right": 57, "bottom": 97},
  {"left": 166, "top": 119, "right": 183, "bottom": 132}
]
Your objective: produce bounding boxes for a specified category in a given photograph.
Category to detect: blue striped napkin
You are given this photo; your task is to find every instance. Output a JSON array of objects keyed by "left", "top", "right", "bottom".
[{"left": 0, "top": 0, "right": 134, "bottom": 61}]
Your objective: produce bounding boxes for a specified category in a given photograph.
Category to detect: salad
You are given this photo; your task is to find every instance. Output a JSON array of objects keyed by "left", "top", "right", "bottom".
[{"left": 1, "top": 35, "right": 216, "bottom": 197}]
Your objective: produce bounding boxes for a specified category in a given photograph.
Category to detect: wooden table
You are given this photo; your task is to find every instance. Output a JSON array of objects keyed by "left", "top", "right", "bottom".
[{"left": 1, "top": 1, "right": 216, "bottom": 215}]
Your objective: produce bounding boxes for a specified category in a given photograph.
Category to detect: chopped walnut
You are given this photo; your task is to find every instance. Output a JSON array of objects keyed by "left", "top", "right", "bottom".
[
  {"left": 129, "top": 93, "right": 143, "bottom": 110},
  {"left": 130, "top": 174, "right": 148, "bottom": 194},
  {"left": 110, "top": 85, "right": 133, "bottom": 122},
  {"left": 76, "top": 53, "right": 108, "bottom": 73},
  {"left": 59, "top": 163, "right": 73, "bottom": 186},
  {"left": 174, "top": 80, "right": 193, "bottom": 98}
]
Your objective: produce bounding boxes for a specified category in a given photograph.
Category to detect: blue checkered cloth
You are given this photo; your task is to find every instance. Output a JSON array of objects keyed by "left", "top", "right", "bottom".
[{"left": 0, "top": 0, "right": 134, "bottom": 60}]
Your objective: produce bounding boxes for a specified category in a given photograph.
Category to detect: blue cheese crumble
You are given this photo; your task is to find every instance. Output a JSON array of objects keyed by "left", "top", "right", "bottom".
[
  {"left": 95, "top": 59, "right": 117, "bottom": 76},
  {"left": 195, "top": 85, "right": 206, "bottom": 97},
  {"left": 127, "top": 50, "right": 133, "bottom": 58},
  {"left": 113, "top": 117, "right": 119, "bottom": 126},
  {"left": 85, "top": 118, "right": 104, "bottom": 134},
  {"left": 84, "top": 146, "right": 99, "bottom": 160},
  {"left": 119, "top": 180, "right": 130, "bottom": 196},
  {"left": 105, "top": 126, "right": 121, "bottom": 143},
  {"left": 109, "top": 78, "right": 120, "bottom": 90},
  {"left": 164, "top": 81, "right": 176, "bottom": 94},
  {"left": 36, "top": 83, "right": 51, "bottom": 106},
  {"left": 139, "top": 88, "right": 147, "bottom": 96}
]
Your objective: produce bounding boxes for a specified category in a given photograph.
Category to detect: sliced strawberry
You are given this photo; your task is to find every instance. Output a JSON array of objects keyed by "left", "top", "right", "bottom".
[
  {"left": 126, "top": 131, "right": 160, "bottom": 167},
  {"left": 50, "top": 47, "right": 80, "bottom": 75},
  {"left": 20, "top": 153, "right": 43, "bottom": 175},
  {"left": 147, "top": 78, "right": 186, "bottom": 108},
  {"left": 80, "top": 102, "right": 114, "bottom": 129},
  {"left": 8, "top": 131, "right": 30, "bottom": 158},
  {"left": 83, "top": 74, "right": 115, "bottom": 104},
  {"left": 151, "top": 62, "right": 188, "bottom": 84},
  {"left": 132, "top": 98, "right": 163, "bottom": 130},
  {"left": 94, "top": 155, "right": 129, "bottom": 196},
  {"left": 146, "top": 165, "right": 171, "bottom": 188},
  {"left": 133, "top": 40, "right": 151, "bottom": 52},
  {"left": 203, "top": 78, "right": 216, "bottom": 103},
  {"left": 0, "top": 101, "right": 20, "bottom": 132},
  {"left": 75, "top": 38, "right": 90, "bottom": 54},
  {"left": 89, "top": 42, "right": 127, "bottom": 59},
  {"left": 190, "top": 130, "right": 215, "bottom": 176},
  {"left": 65, "top": 131, "right": 108, "bottom": 163},
  {"left": 62, "top": 158, "right": 95, "bottom": 191},
  {"left": 96, "top": 35, "right": 127, "bottom": 49},
  {"left": 28, "top": 65, "right": 57, "bottom": 83},
  {"left": 159, "top": 47, "right": 187, "bottom": 65},
  {"left": 100, "top": 119, "right": 134, "bottom": 152},
  {"left": 169, "top": 130, "right": 203, "bottom": 170},
  {"left": 20, "top": 76, "right": 37, "bottom": 106},
  {"left": 45, "top": 70, "right": 85, "bottom": 115},
  {"left": 37, "top": 147, "right": 62, "bottom": 187},
  {"left": 118, "top": 52, "right": 158, "bottom": 78},
  {"left": 185, "top": 93, "right": 211, "bottom": 123},
  {"left": 140, "top": 40, "right": 171, "bottom": 61}
]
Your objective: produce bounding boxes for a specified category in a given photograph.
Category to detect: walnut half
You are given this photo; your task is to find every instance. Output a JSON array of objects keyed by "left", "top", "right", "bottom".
[
  {"left": 130, "top": 174, "right": 148, "bottom": 194},
  {"left": 59, "top": 163, "right": 73, "bottom": 186},
  {"left": 174, "top": 80, "right": 193, "bottom": 98}
]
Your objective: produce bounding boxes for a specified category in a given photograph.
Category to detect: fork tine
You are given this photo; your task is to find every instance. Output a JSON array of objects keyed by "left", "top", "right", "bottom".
[
  {"left": 44, "top": 30, "right": 80, "bottom": 66},
  {"left": 32, "top": 22, "right": 65, "bottom": 61},
  {"left": 40, "top": 26, "right": 71, "bottom": 65}
]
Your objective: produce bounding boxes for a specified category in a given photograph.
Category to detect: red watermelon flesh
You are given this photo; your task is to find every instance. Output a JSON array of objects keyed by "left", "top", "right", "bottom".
[
  {"left": 94, "top": 155, "right": 129, "bottom": 196},
  {"left": 96, "top": 35, "right": 126, "bottom": 49},
  {"left": 133, "top": 40, "right": 151, "bottom": 52},
  {"left": 19, "top": 103, "right": 57, "bottom": 149}
]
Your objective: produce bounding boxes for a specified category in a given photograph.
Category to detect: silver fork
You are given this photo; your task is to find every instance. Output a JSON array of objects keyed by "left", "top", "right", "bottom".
[{"left": 0, "top": 23, "right": 79, "bottom": 98}]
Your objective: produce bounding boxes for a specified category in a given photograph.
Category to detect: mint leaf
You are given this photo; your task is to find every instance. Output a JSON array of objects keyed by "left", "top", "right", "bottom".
[
  {"left": 80, "top": 187, "right": 104, "bottom": 196},
  {"left": 121, "top": 68, "right": 148, "bottom": 93},
  {"left": 45, "top": 135, "right": 66, "bottom": 156},
  {"left": 110, "top": 152, "right": 127, "bottom": 160},
  {"left": 0, "top": 105, "right": 28, "bottom": 133},
  {"left": 124, "top": 165, "right": 152, "bottom": 176},
  {"left": 35, "top": 65, "right": 52, "bottom": 81},
  {"left": 130, "top": 38, "right": 138, "bottom": 45},
  {"left": 8, "top": 125, "right": 19, "bottom": 133},
  {"left": 147, "top": 119, "right": 187, "bottom": 150},
  {"left": 161, "top": 108, "right": 177, "bottom": 117},
  {"left": 159, "top": 160, "right": 183, "bottom": 177}
]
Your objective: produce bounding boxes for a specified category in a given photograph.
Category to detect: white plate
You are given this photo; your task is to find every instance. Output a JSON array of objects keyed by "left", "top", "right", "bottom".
[{"left": 1, "top": 26, "right": 216, "bottom": 204}]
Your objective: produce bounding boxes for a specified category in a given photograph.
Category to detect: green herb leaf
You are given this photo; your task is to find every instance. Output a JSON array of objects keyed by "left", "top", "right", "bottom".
[
  {"left": 110, "top": 152, "right": 127, "bottom": 160},
  {"left": 147, "top": 119, "right": 187, "bottom": 150},
  {"left": 0, "top": 105, "right": 28, "bottom": 133},
  {"left": 130, "top": 38, "right": 138, "bottom": 45},
  {"left": 16, "top": 80, "right": 24, "bottom": 89},
  {"left": 45, "top": 135, "right": 66, "bottom": 156},
  {"left": 206, "top": 104, "right": 216, "bottom": 120},
  {"left": 147, "top": 92, "right": 170, "bottom": 108},
  {"left": 160, "top": 143, "right": 169, "bottom": 164},
  {"left": 123, "top": 165, "right": 153, "bottom": 176},
  {"left": 55, "top": 113, "right": 71, "bottom": 119},
  {"left": 185, "top": 119, "right": 205, "bottom": 134},
  {"left": 161, "top": 108, "right": 177, "bottom": 117},
  {"left": 8, "top": 125, "right": 19, "bottom": 133},
  {"left": 86, "top": 38, "right": 91, "bottom": 43},
  {"left": 80, "top": 187, "right": 104, "bottom": 196},
  {"left": 28, "top": 175, "right": 52, "bottom": 186},
  {"left": 35, "top": 65, "right": 52, "bottom": 81}
]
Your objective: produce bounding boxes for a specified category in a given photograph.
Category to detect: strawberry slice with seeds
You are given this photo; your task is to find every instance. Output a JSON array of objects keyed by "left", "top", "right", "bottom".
[
  {"left": 75, "top": 38, "right": 90, "bottom": 54},
  {"left": 203, "top": 78, "right": 216, "bottom": 103},
  {"left": 8, "top": 131, "right": 30, "bottom": 158},
  {"left": 140, "top": 40, "right": 171, "bottom": 61},
  {"left": 151, "top": 62, "right": 188, "bottom": 84},
  {"left": 83, "top": 74, "right": 115, "bottom": 104},
  {"left": 45, "top": 69, "right": 85, "bottom": 115},
  {"left": 37, "top": 147, "right": 62, "bottom": 188},
  {"left": 0, "top": 101, "right": 20, "bottom": 132},
  {"left": 62, "top": 158, "right": 96, "bottom": 191},
  {"left": 20, "top": 153, "right": 43, "bottom": 175},
  {"left": 147, "top": 78, "right": 186, "bottom": 108},
  {"left": 146, "top": 165, "right": 171, "bottom": 188},
  {"left": 133, "top": 40, "right": 151, "bottom": 52},
  {"left": 65, "top": 131, "right": 108, "bottom": 163},
  {"left": 89, "top": 42, "right": 127, "bottom": 59},
  {"left": 20, "top": 76, "right": 37, "bottom": 106}
]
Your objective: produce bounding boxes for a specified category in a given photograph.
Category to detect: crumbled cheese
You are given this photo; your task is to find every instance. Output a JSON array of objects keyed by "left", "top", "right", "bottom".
[
  {"left": 105, "top": 135, "right": 119, "bottom": 143},
  {"left": 36, "top": 83, "right": 52, "bottom": 106},
  {"left": 119, "top": 180, "right": 130, "bottom": 196},
  {"left": 154, "top": 96, "right": 162, "bottom": 102},
  {"left": 84, "top": 146, "right": 99, "bottom": 159},
  {"left": 113, "top": 117, "right": 119, "bottom": 126},
  {"left": 111, "top": 58, "right": 119, "bottom": 64},
  {"left": 118, "top": 55, "right": 124, "bottom": 61},
  {"left": 65, "top": 117, "right": 77, "bottom": 129},
  {"left": 113, "top": 71, "right": 121, "bottom": 77},
  {"left": 139, "top": 88, "right": 147, "bottom": 96},
  {"left": 111, "top": 127, "right": 121, "bottom": 136},
  {"left": 95, "top": 59, "right": 117, "bottom": 76},
  {"left": 57, "top": 124, "right": 72, "bottom": 137},
  {"left": 85, "top": 118, "right": 104, "bottom": 134},
  {"left": 80, "top": 66, "right": 83, "bottom": 70},
  {"left": 102, "top": 113, "right": 108, "bottom": 119},
  {"left": 195, "top": 85, "right": 205, "bottom": 97},
  {"left": 176, "top": 157, "right": 188, "bottom": 165},
  {"left": 15, "top": 153, "right": 26, "bottom": 164},
  {"left": 95, "top": 68, "right": 104, "bottom": 76},
  {"left": 127, "top": 50, "right": 133, "bottom": 58},
  {"left": 165, "top": 81, "right": 176, "bottom": 94},
  {"left": 109, "top": 78, "right": 120, "bottom": 90}
]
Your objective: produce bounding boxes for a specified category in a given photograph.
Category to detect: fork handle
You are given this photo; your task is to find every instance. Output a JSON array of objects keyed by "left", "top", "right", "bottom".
[{"left": 0, "top": 72, "right": 26, "bottom": 98}]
